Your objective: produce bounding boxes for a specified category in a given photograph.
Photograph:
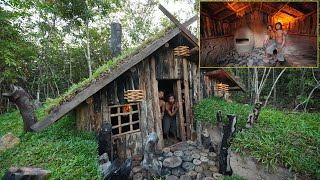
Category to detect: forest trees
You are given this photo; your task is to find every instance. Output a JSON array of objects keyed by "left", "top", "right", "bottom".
[
  {"left": 1, "top": 0, "right": 188, "bottom": 113},
  {"left": 231, "top": 68, "right": 320, "bottom": 112}
]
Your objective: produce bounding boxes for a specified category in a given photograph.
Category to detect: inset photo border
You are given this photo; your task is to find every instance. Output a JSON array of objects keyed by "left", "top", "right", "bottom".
[{"left": 199, "top": 1, "right": 319, "bottom": 68}]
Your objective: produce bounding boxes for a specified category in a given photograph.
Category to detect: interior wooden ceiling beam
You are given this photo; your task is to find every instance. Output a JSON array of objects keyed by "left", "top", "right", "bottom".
[
  {"left": 280, "top": 10, "right": 298, "bottom": 18},
  {"left": 220, "top": 4, "right": 253, "bottom": 20},
  {"left": 211, "top": 6, "right": 227, "bottom": 16},
  {"left": 271, "top": 2, "right": 290, "bottom": 17},
  {"left": 292, "top": 10, "right": 317, "bottom": 21}
]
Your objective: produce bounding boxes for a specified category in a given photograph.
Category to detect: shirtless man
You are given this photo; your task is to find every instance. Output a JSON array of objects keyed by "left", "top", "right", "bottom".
[
  {"left": 163, "top": 94, "right": 179, "bottom": 140},
  {"left": 266, "top": 22, "right": 286, "bottom": 66},
  {"left": 159, "top": 90, "right": 165, "bottom": 120},
  {"left": 263, "top": 25, "right": 276, "bottom": 63}
]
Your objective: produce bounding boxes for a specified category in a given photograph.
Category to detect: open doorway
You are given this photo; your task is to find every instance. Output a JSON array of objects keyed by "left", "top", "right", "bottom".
[{"left": 158, "top": 80, "right": 186, "bottom": 147}]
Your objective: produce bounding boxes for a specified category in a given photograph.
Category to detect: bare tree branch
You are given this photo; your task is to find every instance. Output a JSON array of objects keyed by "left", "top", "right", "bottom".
[{"left": 263, "top": 68, "right": 287, "bottom": 108}]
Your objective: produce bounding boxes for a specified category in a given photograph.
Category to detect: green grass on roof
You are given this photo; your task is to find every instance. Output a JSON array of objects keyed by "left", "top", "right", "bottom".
[
  {"left": 194, "top": 96, "right": 320, "bottom": 179},
  {"left": 47, "top": 23, "right": 175, "bottom": 112}
]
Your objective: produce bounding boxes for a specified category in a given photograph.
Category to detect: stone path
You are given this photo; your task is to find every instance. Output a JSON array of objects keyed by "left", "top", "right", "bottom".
[{"left": 131, "top": 141, "right": 223, "bottom": 180}]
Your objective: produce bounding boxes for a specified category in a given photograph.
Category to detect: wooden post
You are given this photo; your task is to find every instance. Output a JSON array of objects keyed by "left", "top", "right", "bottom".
[
  {"left": 219, "top": 114, "right": 237, "bottom": 175},
  {"left": 217, "top": 110, "right": 223, "bottom": 129},
  {"left": 150, "top": 56, "right": 164, "bottom": 149},
  {"left": 98, "top": 123, "right": 113, "bottom": 161},
  {"left": 183, "top": 58, "right": 191, "bottom": 140},
  {"left": 175, "top": 80, "right": 186, "bottom": 141},
  {"left": 110, "top": 22, "right": 122, "bottom": 59}
]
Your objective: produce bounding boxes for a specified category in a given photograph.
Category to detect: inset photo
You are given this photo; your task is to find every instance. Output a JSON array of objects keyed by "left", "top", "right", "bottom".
[{"left": 200, "top": 1, "right": 318, "bottom": 67}]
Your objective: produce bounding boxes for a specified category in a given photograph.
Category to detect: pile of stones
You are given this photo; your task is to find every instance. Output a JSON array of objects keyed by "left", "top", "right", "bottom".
[
  {"left": 216, "top": 48, "right": 274, "bottom": 67},
  {"left": 131, "top": 141, "right": 223, "bottom": 180}
]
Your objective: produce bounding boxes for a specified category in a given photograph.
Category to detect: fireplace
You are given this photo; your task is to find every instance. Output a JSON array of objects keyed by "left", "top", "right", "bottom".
[{"left": 234, "top": 25, "right": 255, "bottom": 54}]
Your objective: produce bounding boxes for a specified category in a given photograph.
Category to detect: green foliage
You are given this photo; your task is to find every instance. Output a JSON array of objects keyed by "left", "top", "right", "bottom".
[
  {"left": 194, "top": 97, "right": 320, "bottom": 179},
  {"left": 193, "top": 96, "right": 251, "bottom": 129},
  {"left": 223, "top": 176, "right": 246, "bottom": 180},
  {"left": 0, "top": 6, "right": 37, "bottom": 84},
  {"left": 0, "top": 107, "right": 101, "bottom": 179}
]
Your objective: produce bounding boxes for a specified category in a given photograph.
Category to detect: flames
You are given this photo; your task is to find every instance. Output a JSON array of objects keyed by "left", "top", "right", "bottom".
[{"left": 122, "top": 105, "right": 132, "bottom": 113}]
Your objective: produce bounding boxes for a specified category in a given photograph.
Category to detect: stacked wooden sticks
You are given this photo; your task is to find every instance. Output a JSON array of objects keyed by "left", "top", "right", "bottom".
[
  {"left": 124, "top": 90, "right": 144, "bottom": 102},
  {"left": 173, "top": 46, "right": 190, "bottom": 57},
  {"left": 216, "top": 83, "right": 230, "bottom": 92}
]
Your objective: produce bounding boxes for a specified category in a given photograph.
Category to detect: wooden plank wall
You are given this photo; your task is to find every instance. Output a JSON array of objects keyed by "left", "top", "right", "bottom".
[
  {"left": 272, "top": 12, "right": 317, "bottom": 36},
  {"left": 200, "top": 14, "right": 240, "bottom": 39},
  {"left": 75, "top": 46, "right": 201, "bottom": 157},
  {"left": 156, "top": 46, "right": 183, "bottom": 80}
]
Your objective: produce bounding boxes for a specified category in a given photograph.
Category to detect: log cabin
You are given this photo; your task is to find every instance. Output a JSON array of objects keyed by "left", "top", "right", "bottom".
[
  {"left": 200, "top": 2, "right": 318, "bottom": 67},
  {"left": 30, "top": 14, "right": 245, "bottom": 161}
]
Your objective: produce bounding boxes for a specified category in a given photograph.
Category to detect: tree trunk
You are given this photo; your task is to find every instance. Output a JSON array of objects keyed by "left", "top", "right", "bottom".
[
  {"left": 246, "top": 102, "right": 262, "bottom": 128},
  {"left": 2, "top": 85, "right": 38, "bottom": 133},
  {"left": 263, "top": 68, "right": 286, "bottom": 108},
  {"left": 219, "top": 114, "right": 237, "bottom": 176},
  {"left": 85, "top": 14, "right": 92, "bottom": 77}
]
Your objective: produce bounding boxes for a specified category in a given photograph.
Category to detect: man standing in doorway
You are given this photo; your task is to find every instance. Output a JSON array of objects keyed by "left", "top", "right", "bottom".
[
  {"left": 163, "top": 94, "right": 179, "bottom": 142},
  {"left": 265, "top": 22, "right": 286, "bottom": 66}
]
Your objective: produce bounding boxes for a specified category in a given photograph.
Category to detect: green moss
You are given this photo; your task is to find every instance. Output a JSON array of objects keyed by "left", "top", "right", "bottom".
[
  {"left": 0, "top": 107, "right": 101, "bottom": 179},
  {"left": 194, "top": 96, "right": 320, "bottom": 179}
]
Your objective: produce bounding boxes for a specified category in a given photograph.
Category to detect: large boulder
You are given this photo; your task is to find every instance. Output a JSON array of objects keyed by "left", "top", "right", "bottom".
[{"left": 0, "top": 133, "right": 20, "bottom": 151}]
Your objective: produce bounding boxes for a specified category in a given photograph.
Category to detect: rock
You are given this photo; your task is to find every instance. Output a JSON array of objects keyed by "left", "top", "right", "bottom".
[
  {"left": 209, "top": 166, "right": 219, "bottom": 173},
  {"left": 172, "top": 167, "right": 185, "bottom": 176},
  {"left": 99, "top": 153, "right": 109, "bottom": 164},
  {"left": 208, "top": 160, "right": 215, "bottom": 166},
  {"left": 193, "top": 159, "right": 202, "bottom": 166},
  {"left": 186, "top": 170, "right": 197, "bottom": 178},
  {"left": 132, "top": 166, "right": 142, "bottom": 174},
  {"left": 196, "top": 172, "right": 204, "bottom": 180},
  {"left": 200, "top": 156, "right": 209, "bottom": 163},
  {"left": 195, "top": 166, "right": 204, "bottom": 173},
  {"left": 174, "top": 151, "right": 184, "bottom": 157},
  {"left": 208, "top": 152, "right": 216, "bottom": 159},
  {"left": 203, "top": 170, "right": 213, "bottom": 177},
  {"left": 132, "top": 161, "right": 141, "bottom": 167},
  {"left": 192, "top": 154, "right": 200, "bottom": 159},
  {"left": 161, "top": 167, "right": 171, "bottom": 176},
  {"left": 200, "top": 163, "right": 208, "bottom": 170},
  {"left": 158, "top": 156, "right": 165, "bottom": 162},
  {"left": 0, "top": 133, "right": 20, "bottom": 151},
  {"left": 180, "top": 175, "right": 192, "bottom": 180},
  {"left": 213, "top": 173, "right": 223, "bottom": 179},
  {"left": 99, "top": 161, "right": 111, "bottom": 172},
  {"left": 202, "top": 177, "right": 214, "bottom": 180},
  {"left": 203, "top": 149, "right": 210, "bottom": 153},
  {"left": 182, "top": 162, "right": 195, "bottom": 171},
  {"left": 164, "top": 152, "right": 173, "bottom": 157},
  {"left": 200, "top": 152, "right": 208, "bottom": 157},
  {"left": 133, "top": 173, "right": 143, "bottom": 180},
  {"left": 257, "top": 61, "right": 265, "bottom": 66},
  {"left": 2, "top": 167, "right": 51, "bottom": 180},
  {"left": 163, "top": 148, "right": 171, "bottom": 153},
  {"left": 182, "top": 155, "right": 193, "bottom": 162},
  {"left": 184, "top": 151, "right": 192, "bottom": 156},
  {"left": 166, "top": 175, "right": 179, "bottom": 180},
  {"left": 163, "top": 156, "right": 183, "bottom": 168}
]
